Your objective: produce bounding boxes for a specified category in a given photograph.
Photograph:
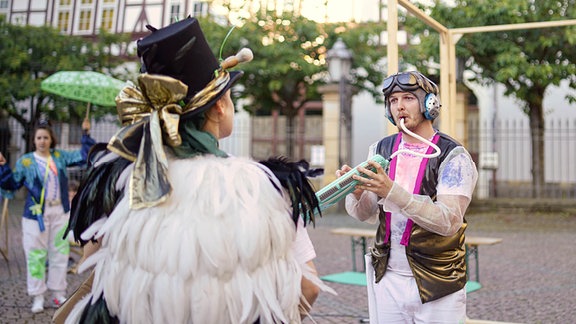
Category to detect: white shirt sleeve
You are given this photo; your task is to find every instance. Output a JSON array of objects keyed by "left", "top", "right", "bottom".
[
  {"left": 292, "top": 216, "right": 316, "bottom": 264},
  {"left": 345, "top": 192, "right": 379, "bottom": 224}
]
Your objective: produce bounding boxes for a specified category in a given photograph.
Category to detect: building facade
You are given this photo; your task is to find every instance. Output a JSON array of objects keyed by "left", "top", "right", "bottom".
[
  {"left": 2, "top": 0, "right": 574, "bottom": 199},
  {"left": 0, "top": 0, "right": 386, "bottom": 34},
  {"left": 0, "top": 0, "right": 210, "bottom": 38}
]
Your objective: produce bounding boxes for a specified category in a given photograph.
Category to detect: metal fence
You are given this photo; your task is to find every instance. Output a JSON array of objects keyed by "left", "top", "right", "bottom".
[
  {"left": 468, "top": 117, "right": 576, "bottom": 199},
  {"left": 251, "top": 113, "right": 323, "bottom": 162},
  {"left": 5, "top": 114, "right": 576, "bottom": 199}
]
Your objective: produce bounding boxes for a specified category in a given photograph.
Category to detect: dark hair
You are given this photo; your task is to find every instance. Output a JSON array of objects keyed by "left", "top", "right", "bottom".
[{"left": 33, "top": 125, "right": 57, "bottom": 150}]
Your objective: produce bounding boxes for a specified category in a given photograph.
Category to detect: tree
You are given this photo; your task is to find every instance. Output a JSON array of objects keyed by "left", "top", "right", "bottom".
[
  {"left": 0, "top": 16, "right": 132, "bottom": 152},
  {"left": 199, "top": 12, "right": 387, "bottom": 158},
  {"left": 403, "top": 0, "right": 576, "bottom": 198}
]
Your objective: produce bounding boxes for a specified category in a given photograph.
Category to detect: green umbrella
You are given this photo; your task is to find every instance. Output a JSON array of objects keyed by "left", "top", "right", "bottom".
[{"left": 41, "top": 71, "right": 126, "bottom": 108}]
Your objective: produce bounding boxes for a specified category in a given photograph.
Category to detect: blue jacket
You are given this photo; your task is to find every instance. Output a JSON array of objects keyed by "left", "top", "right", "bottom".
[{"left": 0, "top": 134, "right": 95, "bottom": 229}]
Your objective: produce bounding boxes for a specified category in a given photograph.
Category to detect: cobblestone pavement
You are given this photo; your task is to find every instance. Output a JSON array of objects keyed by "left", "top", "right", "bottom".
[{"left": 1, "top": 197, "right": 575, "bottom": 323}]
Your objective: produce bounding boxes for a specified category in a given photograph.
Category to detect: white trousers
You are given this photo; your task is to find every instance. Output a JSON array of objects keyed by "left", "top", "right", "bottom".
[
  {"left": 22, "top": 204, "right": 70, "bottom": 296},
  {"left": 366, "top": 254, "right": 466, "bottom": 324}
]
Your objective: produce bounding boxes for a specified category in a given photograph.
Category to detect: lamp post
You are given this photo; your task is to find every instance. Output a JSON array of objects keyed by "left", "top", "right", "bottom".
[{"left": 326, "top": 38, "right": 353, "bottom": 168}]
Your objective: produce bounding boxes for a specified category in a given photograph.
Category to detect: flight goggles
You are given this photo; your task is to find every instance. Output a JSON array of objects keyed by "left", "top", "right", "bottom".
[{"left": 382, "top": 71, "right": 438, "bottom": 96}]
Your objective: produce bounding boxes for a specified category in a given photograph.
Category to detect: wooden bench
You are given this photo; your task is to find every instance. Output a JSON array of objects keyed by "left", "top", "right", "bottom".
[
  {"left": 330, "top": 227, "right": 502, "bottom": 287},
  {"left": 465, "top": 236, "right": 502, "bottom": 284},
  {"left": 331, "top": 227, "right": 376, "bottom": 272}
]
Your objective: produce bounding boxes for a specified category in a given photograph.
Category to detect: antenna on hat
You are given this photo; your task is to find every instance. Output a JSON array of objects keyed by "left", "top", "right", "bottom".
[
  {"left": 215, "top": 24, "right": 253, "bottom": 78},
  {"left": 216, "top": 21, "right": 253, "bottom": 72},
  {"left": 219, "top": 25, "right": 238, "bottom": 62}
]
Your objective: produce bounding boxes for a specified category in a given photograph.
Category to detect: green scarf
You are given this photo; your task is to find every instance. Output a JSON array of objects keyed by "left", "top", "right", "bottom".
[{"left": 170, "top": 119, "right": 228, "bottom": 159}]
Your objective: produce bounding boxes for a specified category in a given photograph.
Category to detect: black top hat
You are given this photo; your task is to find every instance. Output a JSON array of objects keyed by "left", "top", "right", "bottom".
[{"left": 137, "top": 17, "right": 243, "bottom": 118}]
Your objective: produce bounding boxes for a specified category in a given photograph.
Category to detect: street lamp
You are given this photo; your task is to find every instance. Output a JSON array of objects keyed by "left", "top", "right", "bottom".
[
  {"left": 326, "top": 38, "right": 353, "bottom": 168},
  {"left": 327, "top": 38, "right": 352, "bottom": 83}
]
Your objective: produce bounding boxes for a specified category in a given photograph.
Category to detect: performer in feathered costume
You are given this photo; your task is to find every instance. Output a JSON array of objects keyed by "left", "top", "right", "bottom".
[{"left": 58, "top": 17, "right": 334, "bottom": 324}]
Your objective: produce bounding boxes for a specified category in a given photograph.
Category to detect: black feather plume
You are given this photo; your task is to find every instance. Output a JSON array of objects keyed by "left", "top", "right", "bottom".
[
  {"left": 258, "top": 157, "right": 323, "bottom": 227},
  {"left": 67, "top": 144, "right": 131, "bottom": 245},
  {"left": 79, "top": 296, "right": 119, "bottom": 324}
]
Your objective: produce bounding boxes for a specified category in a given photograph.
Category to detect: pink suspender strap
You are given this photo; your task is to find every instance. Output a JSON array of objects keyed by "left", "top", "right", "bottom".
[
  {"left": 400, "top": 133, "right": 441, "bottom": 246},
  {"left": 383, "top": 134, "right": 403, "bottom": 244}
]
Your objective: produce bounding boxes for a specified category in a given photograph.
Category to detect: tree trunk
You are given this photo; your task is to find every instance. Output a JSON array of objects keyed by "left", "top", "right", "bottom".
[{"left": 528, "top": 95, "right": 545, "bottom": 198}]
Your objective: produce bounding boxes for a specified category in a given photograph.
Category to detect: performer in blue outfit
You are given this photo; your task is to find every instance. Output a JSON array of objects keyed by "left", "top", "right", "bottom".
[{"left": 0, "top": 118, "right": 95, "bottom": 313}]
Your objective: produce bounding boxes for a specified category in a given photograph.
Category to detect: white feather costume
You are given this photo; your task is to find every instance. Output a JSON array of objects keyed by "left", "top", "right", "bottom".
[{"left": 66, "top": 154, "right": 324, "bottom": 324}]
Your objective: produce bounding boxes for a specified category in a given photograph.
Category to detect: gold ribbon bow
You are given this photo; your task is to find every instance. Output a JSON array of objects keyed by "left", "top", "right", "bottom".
[
  {"left": 108, "top": 71, "right": 232, "bottom": 210},
  {"left": 108, "top": 74, "right": 190, "bottom": 209}
]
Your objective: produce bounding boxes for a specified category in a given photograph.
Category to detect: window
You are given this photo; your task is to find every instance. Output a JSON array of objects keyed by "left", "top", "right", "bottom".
[
  {"left": 101, "top": 8, "right": 114, "bottom": 31},
  {"left": 57, "top": 0, "right": 72, "bottom": 33},
  {"left": 193, "top": 2, "right": 207, "bottom": 17},
  {"left": 79, "top": 10, "right": 92, "bottom": 31},
  {"left": 11, "top": 13, "right": 26, "bottom": 25},
  {"left": 57, "top": 11, "right": 70, "bottom": 32},
  {"left": 0, "top": 0, "right": 9, "bottom": 9},
  {"left": 170, "top": 4, "right": 180, "bottom": 23}
]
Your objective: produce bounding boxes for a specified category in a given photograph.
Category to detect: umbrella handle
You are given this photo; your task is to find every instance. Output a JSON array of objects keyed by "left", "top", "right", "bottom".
[{"left": 85, "top": 102, "right": 91, "bottom": 120}]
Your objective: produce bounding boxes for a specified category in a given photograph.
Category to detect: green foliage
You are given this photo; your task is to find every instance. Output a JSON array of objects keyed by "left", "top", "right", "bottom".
[
  {"left": 222, "top": 11, "right": 328, "bottom": 116},
  {"left": 197, "top": 13, "right": 386, "bottom": 157},
  {"left": 198, "top": 12, "right": 387, "bottom": 116},
  {"left": 403, "top": 0, "right": 576, "bottom": 108},
  {"left": 0, "top": 16, "right": 132, "bottom": 150},
  {"left": 330, "top": 21, "right": 388, "bottom": 102}
]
